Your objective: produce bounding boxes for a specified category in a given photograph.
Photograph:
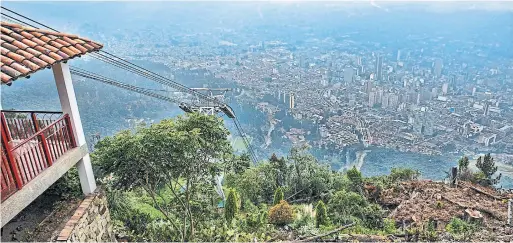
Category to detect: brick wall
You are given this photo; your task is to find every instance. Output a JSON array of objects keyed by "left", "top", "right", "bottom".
[{"left": 56, "top": 189, "right": 115, "bottom": 242}]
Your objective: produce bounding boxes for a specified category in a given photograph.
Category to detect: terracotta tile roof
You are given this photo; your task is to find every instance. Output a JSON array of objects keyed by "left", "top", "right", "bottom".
[{"left": 1, "top": 21, "right": 103, "bottom": 85}]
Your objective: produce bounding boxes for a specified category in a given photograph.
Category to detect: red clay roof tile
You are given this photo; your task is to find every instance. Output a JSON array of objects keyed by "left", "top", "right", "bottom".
[
  {"left": 73, "top": 44, "right": 88, "bottom": 53},
  {"left": 47, "top": 51, "right": 64, "bottom": 61},
  {"left": 11, "top": 40, "right": 30, "bottom": 50},
  {"left": 1, "top": 73, "right": 10, "bottom": 83},
  {"left": 60, "top": 46, "right": 76, "bottom": 57},
  {"left": 61, "top": 36, "right": 78, "bottom": 45},
  {"left": 21, "top": 59, "right": 40, "bottom": 71},
  {"left": 19, "top": 31, "right": 35, "bottom": 39},
  {"left": 1, "top": 65, "right": 22, "bottom": 78},
  {"left": 1, "top": 34, "right": 15, "bottom": 43},
  {"left": 10, "top": 62, "right": 31, "bottom": 74},
  {"left": 43, "top": 44, "right": 59, "bottom": 52},
  {"left": 0, "top": 56, "right": 15, "bottom": 65},
  {"left": 54, "top": 38, "right": 71, "bottom": 47},
  {"left": 21, "top": 38, "right": 38, "bottom": 48},
  {"left": 29, "top": 37, "right": 47, "bottom": 46},
  {"left": 0, "top": 21, "right": 103, "bottom": 84},
  {"left": 67, "top": 46, "right": 82, "bottom": 56},
  {"left": 40, "top": 35, "right": 52, "bottom": 43},
  {"left": 8, "top": 32, "right": 25, "bottom": 42},
  {"left": 16, "top": 49, "right": 35, "bottom": 60},
  {"left": 56, "top": 50, "right": 70, "bottom": 59},
  {"left": 5, "top": 51, "right": 25, "bottom": 63},
  {"left": 1, "top": 41, "right": 19, "bottom": 52},
  {"left": 34, "top": 53, "right": 56, "bottom": 65}
]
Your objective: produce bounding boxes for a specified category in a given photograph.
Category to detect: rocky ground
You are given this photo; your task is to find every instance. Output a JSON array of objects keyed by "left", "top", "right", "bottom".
[{"left": 1, "top": 194, "right": 82, "bottom": 242}]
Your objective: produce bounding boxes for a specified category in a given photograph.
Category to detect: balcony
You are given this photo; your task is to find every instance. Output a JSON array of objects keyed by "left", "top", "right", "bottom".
[{"left": 1, "top": 111, "right": 77, "bottom": 202}]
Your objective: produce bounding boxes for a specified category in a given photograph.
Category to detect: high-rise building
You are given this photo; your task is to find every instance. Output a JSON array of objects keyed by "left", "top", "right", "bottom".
[
  {"left": 365, "top": 80, "right": 373, "bottom": 94},
  {"left": 442, "top": 83, "right": 449, "bottom": 95},
  {"left": 431, "top": 87, "right": 438, "bottom": 98},
  {"left": 376, "top": 88, "right": 384, "bottom": 105},
  {"left": 413, "top": 112, "right": 424, "bottom": 134},
  {"left": 389, "top": 94, "right": 399, "bottom": 109},
  {"left": 344, "top": 67, "right": 354, "bottom": 83},
  {"left": 382, "top": 93, "right": 390, "bottom": 108},
  {"left": 368, "top": 91, "right": 376, "bottom": 107},
  {"left": 397, "top": 50, "right": 401, "bottom": 62},
  {"left": 413, "top": 110, "right": 435, "bottom": 136},
  {"left": 357, "top": 56, "right": 362, "bottom": 66},
  {"left": 483, "top": 102, "right": 490, "bottom": 116},
  {"left": 424, "top": 112, "right": 434, "bottom": 136},
  {"left": 433, "top": 59, "right": 443, "bottom": 77},
  {"left": 375, "top": 54, "right": 383, "bottom": 81},
  {"left": 289, "top": 93, "right": 295, "bottom": 109}
]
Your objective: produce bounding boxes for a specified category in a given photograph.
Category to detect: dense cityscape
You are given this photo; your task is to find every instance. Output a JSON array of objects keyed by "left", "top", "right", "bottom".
[{"left": 94, "top": 2, "right": 513, "bottom": 167}]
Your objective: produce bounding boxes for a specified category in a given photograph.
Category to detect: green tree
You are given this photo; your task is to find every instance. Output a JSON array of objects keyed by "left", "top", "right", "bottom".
[
  {"left": 328, "top": 190, "right": 367, "bottom": 224},
  {"left": 225, "top": 153, "right": 251, "bottom": 174},
  {"left": 458, "top": 156, "right": 470, "bottom": 172},
  {"left": 225, "top": 189, "right": 239, "bottom": 224},
  {"left": 287, "top": 145, "right": 333, "bottom": 201},
  {"left": 476, "top": 153, "right": 501, "bottom": 185},
  {"left": 315, "top": 200, "right": 328, "bottom": 228},
  {"left": 327, "top": 189, "right": 384, "bottom": 228},
  {"left": 273, "top": 187, "right": 284, "bottom": 205},
  {"left": 226, "top": 162, "right": 278, "bottom": 204},
  {"left": 347, "top": 166, "right": 364, "bottom": 193},
  {"left": 93, "top": 113, "right": 232, "bottom": 241},
  {"left": 270, "top": 153, "right": 287, "bottom": 186}
]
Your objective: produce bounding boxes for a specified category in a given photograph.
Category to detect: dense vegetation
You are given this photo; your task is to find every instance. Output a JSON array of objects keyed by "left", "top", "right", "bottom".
[{"left": 86, "top": 113, "right": 496, "bottom": 242}]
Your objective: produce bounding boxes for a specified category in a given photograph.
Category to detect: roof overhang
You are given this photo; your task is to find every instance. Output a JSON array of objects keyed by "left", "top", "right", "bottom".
[{"left": 0, "top": 21, "right": 103, "bottom": 85}]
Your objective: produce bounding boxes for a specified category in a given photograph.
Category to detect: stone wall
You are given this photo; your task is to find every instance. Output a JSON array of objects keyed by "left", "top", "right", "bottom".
[{"left": 55, "top": 189, "right": 115, "bottom": 242}]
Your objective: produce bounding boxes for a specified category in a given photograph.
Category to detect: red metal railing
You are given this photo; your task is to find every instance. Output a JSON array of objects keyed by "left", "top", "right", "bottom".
[{"left": 1, "top": 111, "right": 77, "bottom": 202}]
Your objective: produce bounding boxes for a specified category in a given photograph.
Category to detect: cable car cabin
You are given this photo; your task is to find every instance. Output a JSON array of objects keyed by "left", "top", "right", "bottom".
[
  {"left": 220, "top": 105, "right": 236, "bottom": 118},
  {"left": 179, "top": 103, "right": 194, "bottom": 113}
]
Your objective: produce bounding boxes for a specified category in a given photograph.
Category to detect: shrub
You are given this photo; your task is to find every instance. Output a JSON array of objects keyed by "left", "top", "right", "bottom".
[
  {"left": 145, "top": 220, "right": 179, "bottom": 241},
  {"left": 446, "top": 217, "right": 475, "bottom": 240},
  {"left": 243, "top": 199, "right": 258, "bottom": 212},
  {"left": 420, "top": 220, "right": 438, "bottom": 241},
  {"left": 273, "top": 187, "right": 284, "bottom": 205},
  {"left": 225, "top": 189, "right": 239, "bottom": 223},
  {"left": 361, "top": 203, "right": 385, "bottom": 229},
  {"left": 389, "top": 168, "right": 420, "bottom": 183},
  {"left": 315, "top": 201, "right": 329, "bottom": 228},
  {"left": 383, "top": 218, "right": 397, "bottom": 234},
  {"left": 328, "top": 190, "right": 367, "bottom": 224},
  {"left": 436, "top": 201, "right": 444, "bottom": 209},
  {"left": 46, "top": 168, "right": 82, "bottom": 199},
  {"left": 268, "top": 200, "right": 295, "bottom": 226}
]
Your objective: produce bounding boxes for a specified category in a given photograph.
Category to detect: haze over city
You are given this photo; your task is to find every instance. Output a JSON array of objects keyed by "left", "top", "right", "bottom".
[{"left": 1, "top": 1, "right": 513, "bottom": 241}]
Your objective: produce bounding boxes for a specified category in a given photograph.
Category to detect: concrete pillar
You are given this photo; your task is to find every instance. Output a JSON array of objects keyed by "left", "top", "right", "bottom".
[{"left": 53, "top": 62, "right": 96, "bottom": 195}]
